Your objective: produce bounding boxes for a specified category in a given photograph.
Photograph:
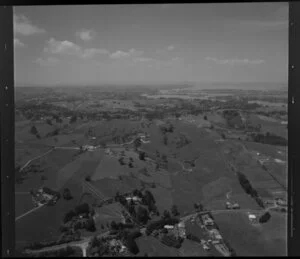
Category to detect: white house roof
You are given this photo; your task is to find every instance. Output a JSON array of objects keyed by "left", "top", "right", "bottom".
[
  {"left": 248, "top": 214, "right": 256, "bottom": 219},
  {"left": 164, "top": 225, "right": 174, "bottom": 229}
]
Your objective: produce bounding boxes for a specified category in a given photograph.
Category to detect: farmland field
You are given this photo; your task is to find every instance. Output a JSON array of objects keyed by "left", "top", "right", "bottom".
[{"left": 213, "top": 211, "right": 287, "bottom": 256}]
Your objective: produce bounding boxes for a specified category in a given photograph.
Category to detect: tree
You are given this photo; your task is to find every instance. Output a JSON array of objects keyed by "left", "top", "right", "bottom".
[
  {"left": 136, "top": 206, "right": 150, "bottom": 225},
  {"left": 99, "top": 141, "right": 107, "bottom": 148},
  {"left": 63, "top": 188, "right": 73, "bottom": 200},
  {"left": 128, "top": 162, "right": 134, "bottom": 168},
  {"left": 69, "top": 115, "right": 77, "bottom": 124},
  {"left": 171, "top": 205, "right": 179, "bottom": 216},
  {"left": 118, "top": 157, "right": 125, "bottom": 165},
  {"left": 163, "top": 135, "right": 168, "bottom": 145},
  {"left": 64, "top": 210, "right": 76, "bottom": 223},
  {"left": 161, "top": 154, "right": 168, "bottom": 163},
  {"left": 40, "top": 175, "right": 47, "bottom": 182},
  {"left": 74, "top": 203, "right": 89, "bottom": 215},
  {"left": 46, "top": 119, "right": 52, "bottom": 125},
  {"left": 139, "top": 151, "right": 146, "bottom": 161},
  {"left": 30, "top": 125, "right": 38, "bottom": 136},
  {"left": 86, "top": 218, "right": 96, "bottom": 232},
  {"left": 162, "top": 210, "right": 171, "bottom": 220},
  {"left": 204, "top": 115, "right": 207, "bottom": 120},
  {"left": 85, "top": 175, "right": 91, "bottom": 182},
  {"left": 134, "top": 138, "right": 142, "bottom": 150},
  {"left": 143, "top": 190, "right": 155, "bottom": 206},
  {"left": 91, "top": 236, "right": 100, "bottom": 248},
  {"left": 259, "top": 211, "right": 271, "bottom": 223},
  {"left": 110, "top": 220, "right": 118, "bottom": 230}
]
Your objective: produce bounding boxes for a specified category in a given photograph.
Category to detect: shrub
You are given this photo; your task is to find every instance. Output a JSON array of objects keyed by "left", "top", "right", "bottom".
[
  {"left": 259, "top": 211, "right": 271, "bottom": 223},
  {"left": 63, "top": 188, "right": 73, "bottom": 200},
  {"left": 74, "top": 203, "right": 89, "bottom": 215},
  {"left": 63, "top": 210, "right": 76, "bottom": 223}
]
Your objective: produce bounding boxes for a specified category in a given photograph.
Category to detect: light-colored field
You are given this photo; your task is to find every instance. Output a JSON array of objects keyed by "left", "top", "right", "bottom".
[
  {"left": 15, "top": 193, "right": 35, "bottom": 218},
  {"left": 179, "top": 239, "right": 208, "bottom": 256},
  {"left": 136, "top": 236, "right": 180, "bottom": 256},
  {"left": 213, "top": 211, "right": 287, "bottom": 256}
]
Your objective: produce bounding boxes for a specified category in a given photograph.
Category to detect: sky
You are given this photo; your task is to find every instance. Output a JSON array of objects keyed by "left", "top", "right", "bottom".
[{"left": 14, "top": 3, "right": 288, "bottom": 87}]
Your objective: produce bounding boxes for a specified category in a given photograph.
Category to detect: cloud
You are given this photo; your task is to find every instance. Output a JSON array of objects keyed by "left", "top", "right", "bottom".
[
  {"left": 44, "top": 38, "right": 81, "bottom": 55},
  {"left": 167, "top": 45, "right": 175, "bottom": 51},
  {"left": 14, "top": 38, "right": 25, "bottom": 48},
  {"left": 241, "top": 20, "right": 288, "bottom": 29},
  {"left": 76, "top": 29, "right": 96, "bottom": 41},
  {"left": 44, "top": 38, "right": 109, "bottom": 58},
  {"left": 35, "top": 57, "right": 59, "bottom": 66},
  {"left": 14, "top": 14, "right": 46, "bottom": 36},
  {"left": 110, "top": 48, "right": 143, "bottom": 59},
  {"left": 82, "top": 48, "right": 109, "bottom": 58},
  {"left": 133, "top": 56, "right": 181, "bottom": 68},
  {"left": 133, "top": 57, "right": 154, "bottom": 62},
  {"left": 205, "top": 57, "right": 265, "bottom": 65}
]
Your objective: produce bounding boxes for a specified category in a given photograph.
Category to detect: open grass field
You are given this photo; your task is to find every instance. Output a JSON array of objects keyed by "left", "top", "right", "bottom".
[
  {"left": 247, "top": 114, "right": 287, "bottom": 138},
  {"left": 91, "top": 176, "right": 141, "bottom": 198},
  {"left": 16, "top": 180, "right": 82, "bottom": 248},
  {"left": 15, "top": 193, "right": 35, "bottom": 218},
  {"left": 179, "top": 239, "right": 208, "bottom": 256},
  {"left": 16, "top": 154, "right": 101, "bottom": 249},
  {"left": 213, "top": 211, "right": 287, "bottom": 256},
  {"left": 136, "top": 236, "right": 180, "bottom": 256},
  {"left": 170, "top": 173, "right": 204, "bottom": 214},
  {"left": 151, "top": 186, "right": 174, "bottom": 214},
  {"left": 243, "top": 141, "right": 287, "bottom": 161},
  {"left": 15, "top": 149, "right": 78, "bottom": 192},
  {"left": 93, "top": 202, "right": 124, "bottom": 232},
  {"left": 185, "top": 220, "right": 209, "bottom": 240}
]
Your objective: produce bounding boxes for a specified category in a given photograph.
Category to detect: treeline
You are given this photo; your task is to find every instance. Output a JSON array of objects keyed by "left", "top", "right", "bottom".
[
  {"left": 115, "top": 189, "right": 158, "bottom": 226},
  {"left": 250, "top": 132, "right": 287, "bottom": 146},
  {"left": 237, "top": 172, "right": 264, "bottom": 208},
  {"left": 33, "top": 246, "right": 79, "bottom": 257},
  {"left": 145, "top": 218, "right": 179, "bottom": 236}
]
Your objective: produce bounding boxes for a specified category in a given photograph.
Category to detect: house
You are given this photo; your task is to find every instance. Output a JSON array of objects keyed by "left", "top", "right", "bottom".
[
  {"left": 226, "top": 202, "right": 232, "bottom": 209},
  {"left": 232, "top": 203, "right": 240, "bottom": 209},
  {"left": 248, "top": 214, "right": 257, "bottom": 223},
  {"left": 209, "top": 229, "right": 222, "bottom": 240},
  {"left": 164, "top": 225, "right": 175, "bottom": 230},
  {"left": 214, "top": 243, "right": 231, "bottom": 257},
  {"left": 276, "top": 198, "right": 287, "bottom": 206},
  {"left": 202, "top": 214, "right": 214, "bottom": 226},
  {"left": 83, "top": 145, "right": 97, "bottom": 151},
  {"left": 125, "top": 196, "right": 142, "bottom": 204}
]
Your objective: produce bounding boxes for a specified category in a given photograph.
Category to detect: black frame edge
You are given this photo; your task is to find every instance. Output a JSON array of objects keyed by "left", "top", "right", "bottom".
[
  {"left": 0, "top": 5, "right": 15, "bottom": 258},
  {"left": 288, "top": 1, "right": 300, "bottom": 256}
]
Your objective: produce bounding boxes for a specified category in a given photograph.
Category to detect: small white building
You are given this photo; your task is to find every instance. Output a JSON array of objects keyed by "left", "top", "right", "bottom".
[
  {"left": 248, "top": 214, "right": 257, "bottom": 223},
  {"left": 164, "top": 225, "right": 174, "bottom": 230}
]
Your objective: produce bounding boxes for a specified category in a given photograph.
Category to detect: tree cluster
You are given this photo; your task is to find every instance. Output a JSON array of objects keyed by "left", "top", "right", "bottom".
[{"left": 237, "top": 172, "right": 264, "bottom": 208}]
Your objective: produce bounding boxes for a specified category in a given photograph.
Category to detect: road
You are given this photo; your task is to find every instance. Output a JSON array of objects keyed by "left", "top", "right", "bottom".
[
  {"left": 24, "top": 231, "right": 110, "bottom": 257},
  {"left": 19, "top": 148, "right": 54, "bottom": 172},
  {"left": 15, "top": 204, "right": 45, "bottom": 222}
]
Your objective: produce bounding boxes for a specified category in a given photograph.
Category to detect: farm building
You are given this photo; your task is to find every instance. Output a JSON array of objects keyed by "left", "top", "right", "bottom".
[
  {"left": 164, "top": 225, "right": 175, "bottom": 230},
  {"left": 214, "top": 243, "right": 231, "bottom": 257},
  {"left": 248, "top": 214, "right": 257, "bottom": 223},
  {"left": 209, "top": 229, "right": 222, "bottom": 240},
  {"left": 201, "top": 214, "right": 214, "bottom": 226},
  {"left": 83, "top": 145, "right": 97, "bottom": 151},
  {"left": 125, "top": 196, "right": 142, "bottom": 204}
]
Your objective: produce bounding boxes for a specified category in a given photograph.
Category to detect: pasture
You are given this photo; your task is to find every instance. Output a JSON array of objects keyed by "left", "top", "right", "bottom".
[{"left": 213, "top": 211, "right": 287, "bottom": 256}]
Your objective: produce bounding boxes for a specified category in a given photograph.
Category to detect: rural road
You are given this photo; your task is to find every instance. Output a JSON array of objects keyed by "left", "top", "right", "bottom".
[
  {"left": 25, "top": 231, "right": 110, "bottom": 256},
  {"left": 15, "top": 204, "right": 45, "bottom": 222},
  {"left": 19, "top": 148, "right": 54, "bottom": 172}
]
